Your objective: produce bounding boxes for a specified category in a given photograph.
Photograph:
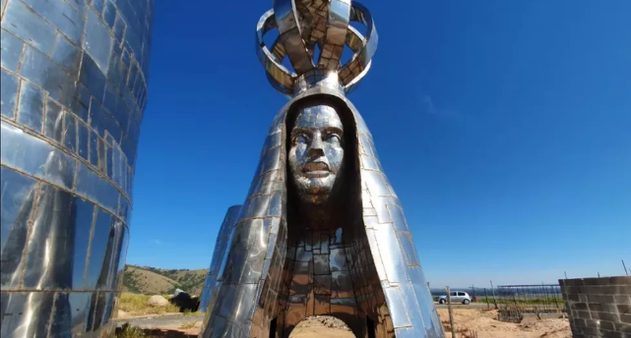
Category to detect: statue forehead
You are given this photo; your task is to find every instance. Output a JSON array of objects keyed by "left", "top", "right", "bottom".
[{"left": 294, "top": 105, "right": 343, "bottom": 130}]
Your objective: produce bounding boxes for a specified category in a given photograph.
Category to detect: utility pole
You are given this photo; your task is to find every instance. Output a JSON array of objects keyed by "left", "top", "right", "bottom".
[{"left": 623, "top": 260, "right": 629, "bottom": 276}]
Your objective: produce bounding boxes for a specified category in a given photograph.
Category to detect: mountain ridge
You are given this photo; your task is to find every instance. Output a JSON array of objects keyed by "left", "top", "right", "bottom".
[{"left": 122, "top": 264, "right": 208, "bottom": 296}]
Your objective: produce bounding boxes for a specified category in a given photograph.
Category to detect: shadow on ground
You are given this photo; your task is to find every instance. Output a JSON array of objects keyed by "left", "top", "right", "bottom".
[
  {"left": 142, "top": 329, "right": 196, "bottom": 338},
  {"left": 115, "top": 326, "right": 197, "bottom": 338}
]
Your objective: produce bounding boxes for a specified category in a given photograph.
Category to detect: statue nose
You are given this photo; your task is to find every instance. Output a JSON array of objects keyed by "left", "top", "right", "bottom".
[{"left": 308, "top": 134, "right": 325, "bottom": 157}]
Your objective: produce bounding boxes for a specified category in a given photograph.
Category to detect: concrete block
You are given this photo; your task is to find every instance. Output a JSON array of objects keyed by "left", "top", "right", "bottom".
[
  {"left": 592, "top": 311, "right": 620, "bottom": 323},
  {"left": 567, "top": 278, "right": 585, "bottom": 287},
  {"left": 589, "top": 303, "right": 620, "bottom": 313},
  {"left": 600, "top": 321, "right": 616, "bottom": 331},
  {"left": 609, "top": 276, "right": 631, "bottom": 286},
  {"left": 573, "top": 302, "right": 588, "bottom": 310},
  {"left": 613, "top": 295, "right": 631, "bottom": 304},
  {"left": 583, "top": 318, "right": 600, "bottom": 328},
  {"left": 584, "top": 278, "right": 603, "bottom": 286},
  {"left": 581, "top": 326, "right": 600, "bottom": 335},
  {"left": 602, "top": 331, "right": 623, "bottom": 338},
  {"left": 615, "top": 323, "right": 631, "bottom": 333},
  {"left": 610, "top": 286, "right": 631, "bottom": 295},
  {"left": 578, "top": 311, "right": 593, "bottom": 319},
  {"left": 568, "top": 294, "right": 580, "bottom": 302},
  {"left": 572, "top": 318, "right": 587, "bottom": 327},
  {"left": 588, "top": 295, "right": 616, "bottom": 304}
]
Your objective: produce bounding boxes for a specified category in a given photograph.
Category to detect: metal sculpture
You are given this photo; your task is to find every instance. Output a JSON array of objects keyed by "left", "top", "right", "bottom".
[
  {"left": 200, "top": 0, "right": 444, "bottom": 337},
  {"left": 199, "top": 205, "right": 243, "bottom": 313},
  {"left": 0, "top": 0, "right": 154, "bottom": 336}
]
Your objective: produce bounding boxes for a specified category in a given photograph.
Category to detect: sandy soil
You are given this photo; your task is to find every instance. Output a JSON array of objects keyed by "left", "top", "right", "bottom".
[
  {"left": 289, "top": 316, "right": 354, "bottom": 338},
  {"left": 117, "top": 308, "right": 571, "bottom": 338},
  {"left": 437, "top": 308, "right": 571, "bottom": 338}
]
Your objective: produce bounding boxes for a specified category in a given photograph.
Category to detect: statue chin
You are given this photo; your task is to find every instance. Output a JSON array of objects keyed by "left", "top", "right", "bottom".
[{"left": 293, "top": 175, "right": 337, "bottom": 205}]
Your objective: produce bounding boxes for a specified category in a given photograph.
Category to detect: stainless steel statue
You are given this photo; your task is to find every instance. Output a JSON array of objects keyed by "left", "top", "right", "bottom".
[
  {"left": 199, "top": 205, "right": 243, "bottom": 313},
  {"left": 200, "top": 1, "right": 444, "bottom": 337},
  {"left": 1, "top": 0, "right": 154, "bottom": 336}
]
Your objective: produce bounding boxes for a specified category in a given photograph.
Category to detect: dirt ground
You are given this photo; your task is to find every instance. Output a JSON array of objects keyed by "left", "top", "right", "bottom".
[
  {"left": 437, "top": 308, "right": 571, "bottom": 338},
  {"left": 289, "top": 316, "right": 354, "bottom": 338},
  {"left": 117, "top": 307, "right": 571, "bottom": 338}
]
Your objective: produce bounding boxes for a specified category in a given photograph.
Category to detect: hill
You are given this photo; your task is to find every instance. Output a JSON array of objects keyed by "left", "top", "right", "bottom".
[{"left": 122, "top": 265, "right": 208, "bottom": 296}]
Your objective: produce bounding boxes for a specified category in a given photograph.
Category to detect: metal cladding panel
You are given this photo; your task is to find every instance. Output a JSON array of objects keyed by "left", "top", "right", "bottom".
[
  {"left": 0, "top": 0, "right": 154, "bottom": 336},
  {"left": 199, "top": 205, "right": 243, "bottom": 313}
]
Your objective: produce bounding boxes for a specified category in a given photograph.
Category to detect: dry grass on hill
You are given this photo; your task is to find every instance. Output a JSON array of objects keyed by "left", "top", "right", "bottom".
[
  {"left": 122, "top": 266, "right": 179, "bottom": 295},
  {"left": 117, "top": 294, "right": 180, "bottom": 317},
  {"left": 122, "top": 265, "right": 208, "bottom": 296}
]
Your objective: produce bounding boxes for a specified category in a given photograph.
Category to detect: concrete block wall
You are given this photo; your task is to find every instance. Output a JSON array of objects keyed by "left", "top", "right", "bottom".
[{"left": 560, "top": 276, "right": 631, "bottom": 338}]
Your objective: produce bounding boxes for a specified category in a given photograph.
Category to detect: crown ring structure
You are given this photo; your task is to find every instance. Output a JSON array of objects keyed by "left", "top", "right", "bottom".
[{"left": 256, "top": 0, "right": 378, "bottom": 97}]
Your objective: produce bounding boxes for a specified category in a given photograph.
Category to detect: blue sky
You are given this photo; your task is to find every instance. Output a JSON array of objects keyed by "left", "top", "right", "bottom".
[{"left": 126, "top": 0, "right": 631, "bottom": 287}]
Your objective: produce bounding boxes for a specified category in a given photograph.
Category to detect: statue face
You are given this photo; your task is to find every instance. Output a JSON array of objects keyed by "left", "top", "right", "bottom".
[{"left": 289, "top": 104, "right": 345, "bottom": 205}]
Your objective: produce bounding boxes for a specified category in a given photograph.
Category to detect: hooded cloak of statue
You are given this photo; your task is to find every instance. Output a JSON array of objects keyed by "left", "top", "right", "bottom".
[{"left": 200, "top": 88, "right": 444, "bottom": 338}]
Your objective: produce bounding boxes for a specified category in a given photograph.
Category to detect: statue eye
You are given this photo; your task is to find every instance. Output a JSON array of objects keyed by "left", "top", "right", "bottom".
[
  {"left": 325, "top": 132, "right": 341, "bottom": 143},
  {"left": 292, "top": 133, "right": 309, "bottom": 145}
]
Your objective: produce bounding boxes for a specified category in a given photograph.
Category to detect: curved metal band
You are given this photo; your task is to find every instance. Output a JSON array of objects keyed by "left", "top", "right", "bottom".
[
  {"left": 318, "top": 0, "right": 351, "bottom": 70},
  {"left": 256, "top": 1, "right": 377, "bottom": 96},
  {"left": 273, "top": 0, "right": 314, "bottom": 74},
  {"left": 338, "top": 1, "right": 377, "bottom": 86},
  {"left": 266, "top": 27, "right": 369, "bottom": 95},
  {"left": 256, "top": 9, "right": 294, "bottom": 92}
]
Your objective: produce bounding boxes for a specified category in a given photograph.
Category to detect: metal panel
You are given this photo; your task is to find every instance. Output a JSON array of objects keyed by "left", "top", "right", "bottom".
[{"left": 0, "top": 0, "right": 155, "bottom": 335}]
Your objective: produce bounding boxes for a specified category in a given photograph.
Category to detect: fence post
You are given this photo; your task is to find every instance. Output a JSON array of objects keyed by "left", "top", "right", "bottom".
[
  {"left": 484, "top": 288, "right": 489, "bottom": 309},
  {"left": 490, "top": 280, "right": 498, "bottom": 310},
  {"left": 447, "top": 286, "right": 456, "bottom": 338}
]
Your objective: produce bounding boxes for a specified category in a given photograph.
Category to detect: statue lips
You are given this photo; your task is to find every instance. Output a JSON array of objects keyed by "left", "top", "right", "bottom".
[{"left": 302, "top": 161, "right": 330, "bottom": 178}]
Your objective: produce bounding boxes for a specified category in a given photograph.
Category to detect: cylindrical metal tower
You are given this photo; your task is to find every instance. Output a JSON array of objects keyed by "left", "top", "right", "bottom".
[
  {"left": 0, "top": 0, "right": 154, "bottom": 336},
  {"left": 199, "top": 205, "right": 243, "bottom": 313}
]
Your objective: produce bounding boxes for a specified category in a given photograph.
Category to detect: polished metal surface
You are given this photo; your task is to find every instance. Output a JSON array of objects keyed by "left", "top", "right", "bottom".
[
  {"left": 199, "top": 205, "right": 243, "bottom": 313},
  {"left": 201, "top": 87, "right": 445, "bottom": 338},
  {"left": 201, "top": 1, "right": 442, "bottom": 336},
  {"left": 288, "top": 104, "right": 345, "bottom": 205},
  {"left": 202, "top": 2, "right": 442, "bottom": 333},
  {"left": 201, "top": 1, "right": 441, "bottom": 337},
  {"left": 256, "top": 0, "right": 377, "bottom": 96},
  {"left": 0, "top": 0, "right": 154, "bottom": 336}
]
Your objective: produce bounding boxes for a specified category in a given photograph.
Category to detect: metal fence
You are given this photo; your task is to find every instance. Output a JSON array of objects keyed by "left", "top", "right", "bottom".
[{"left": 491, "top": 284, "right": 566, "bottom": 322}]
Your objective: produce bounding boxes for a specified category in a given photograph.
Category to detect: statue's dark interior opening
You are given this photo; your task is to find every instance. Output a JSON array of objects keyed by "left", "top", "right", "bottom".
[
  {"left": 269, "top": 318, "right": 277, "bottom": 338},
  {"left": 366, "top": 316, "right": 376, "bottom": 338}
]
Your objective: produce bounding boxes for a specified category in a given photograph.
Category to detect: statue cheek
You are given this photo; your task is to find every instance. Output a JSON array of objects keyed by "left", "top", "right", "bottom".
[
  {"left": 290, "top": 144, "right": 308, "bottom": 165},
  {"left": 327, "top": 146, "right": 344, "bottom": 172}
]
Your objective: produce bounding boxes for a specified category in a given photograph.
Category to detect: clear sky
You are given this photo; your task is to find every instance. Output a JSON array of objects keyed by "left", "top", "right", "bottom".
[{"left": 126, "top": 0, "right": 631, "bottom": 287}]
